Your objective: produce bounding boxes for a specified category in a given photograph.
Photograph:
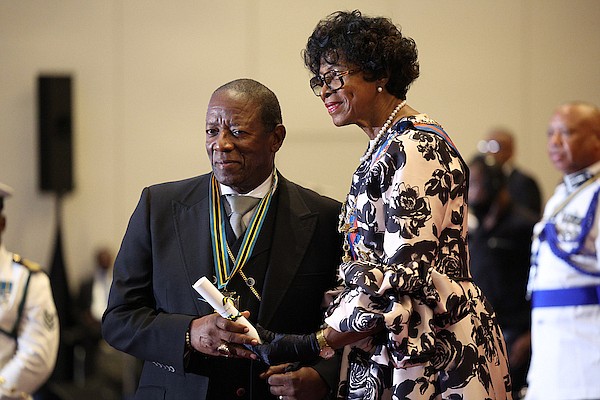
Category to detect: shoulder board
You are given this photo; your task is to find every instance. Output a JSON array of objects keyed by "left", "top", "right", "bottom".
[{"left": 12, "top": 253, "right": 42, "bottom": 272}]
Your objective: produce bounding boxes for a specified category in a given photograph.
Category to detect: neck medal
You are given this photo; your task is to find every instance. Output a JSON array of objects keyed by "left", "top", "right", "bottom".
[{"left": 209, "top": 173, "right": 277, "bottom": 291}]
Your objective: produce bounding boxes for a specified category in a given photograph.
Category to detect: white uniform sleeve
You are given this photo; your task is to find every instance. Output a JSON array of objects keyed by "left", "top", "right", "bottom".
[{"left": 0, "top": 271, "right": 59, "bottom": 399}]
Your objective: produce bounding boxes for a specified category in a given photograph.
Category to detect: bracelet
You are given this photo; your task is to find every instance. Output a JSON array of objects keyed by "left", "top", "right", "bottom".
[
  {"left": 316, "top": 329, "right": 330, "bottom": 350},
  {"left": 185, "top": 328, "right": 195, "bottom": 352},
  {"left": 316, "top": 328, "right": 335, "bottom": 359},
  {"left": 183, "top": 326, "right": 195, "bottom": 367}
]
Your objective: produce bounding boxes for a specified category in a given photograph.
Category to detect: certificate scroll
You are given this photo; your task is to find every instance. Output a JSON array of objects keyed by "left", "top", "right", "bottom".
[{"left": 192, "top": 276, "right": 261, "bottom": 343}]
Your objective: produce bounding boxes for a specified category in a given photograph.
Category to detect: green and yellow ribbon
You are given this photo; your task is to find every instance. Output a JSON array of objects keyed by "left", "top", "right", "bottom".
[{"left": 209, "top": 173, "right": 277, "bottom": 290}]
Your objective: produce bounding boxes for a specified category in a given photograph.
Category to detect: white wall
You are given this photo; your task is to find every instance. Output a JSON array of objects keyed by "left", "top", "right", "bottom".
[{"left": 1, "top": 0, "right": 600, "bottom": 291}]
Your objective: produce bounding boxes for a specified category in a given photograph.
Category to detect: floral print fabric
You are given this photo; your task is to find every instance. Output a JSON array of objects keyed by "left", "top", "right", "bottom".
[{"left": 325, "top": 115, "right": 512, "bottom": 399}]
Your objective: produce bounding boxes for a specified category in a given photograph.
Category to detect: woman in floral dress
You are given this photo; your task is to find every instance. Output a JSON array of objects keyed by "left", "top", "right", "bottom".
[{"left": 253, "top": 10, "right": 512, "bottom": 400}]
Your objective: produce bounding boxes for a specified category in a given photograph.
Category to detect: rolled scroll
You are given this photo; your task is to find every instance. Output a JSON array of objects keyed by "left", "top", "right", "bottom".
[{"left": 192, "top": 276, "right": 261, "bottom": 343}]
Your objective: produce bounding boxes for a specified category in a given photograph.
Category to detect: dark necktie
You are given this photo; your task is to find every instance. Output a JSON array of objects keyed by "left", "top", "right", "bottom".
[{"left": 226, "top": 195, "right": 260, "bottom": 238}]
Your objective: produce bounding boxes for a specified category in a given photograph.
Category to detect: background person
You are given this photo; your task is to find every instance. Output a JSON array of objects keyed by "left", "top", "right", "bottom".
[
  {"left": 74, "top": 246, "right": 126, "bottom": 399},
  {"left": 102, "top": 79, "right": 342, "bottom": 400},
  {"left": 0, "top": 183, "right": 59, "bottom": 400},
  {"left": 478, "top": 127, "right": 543, "bottom": 216},
  {"left": 526, "top": 102, "right": 600, "bottom": 400},
  {"left": 468, "top": 155, "right": 536, "bottom": 399},
  {"left": 76, "top": 247, "right": 115, "bottom": 379},
  {"left": 253, "top": 10, "right": 512, "bottom": 400}
]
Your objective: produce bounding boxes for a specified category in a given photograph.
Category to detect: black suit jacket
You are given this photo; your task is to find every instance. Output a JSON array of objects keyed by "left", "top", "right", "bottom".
[
  {"left": 102, "top": 172, "right": 342, "bottom": 400},
  {"left": 469, "top": 203, "right": 536, "bottom": 331},
  {"left": 507, "top": 168, "right": 542, "bottom": 217}
]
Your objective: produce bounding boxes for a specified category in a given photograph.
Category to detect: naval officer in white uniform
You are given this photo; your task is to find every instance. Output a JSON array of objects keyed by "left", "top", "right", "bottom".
[
  {"left": 526, "top": 102, "right": 600, "bottom": 400},
  {"left": 0, "top": 183, "right": 59, "bottom": 400}
]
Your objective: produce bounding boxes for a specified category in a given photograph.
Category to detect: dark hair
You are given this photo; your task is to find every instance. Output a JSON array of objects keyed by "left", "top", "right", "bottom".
[
  {"left": 303, "top": 10, "right": 419, "bottom": 99},
  {"left": 214, "top": 78, "right": 282, "bottom": 131}
]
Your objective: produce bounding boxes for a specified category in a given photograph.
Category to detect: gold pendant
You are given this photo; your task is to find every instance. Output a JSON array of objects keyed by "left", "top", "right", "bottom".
[
  {"left": 342, "top": 242, "right": 352, "bottom": 262},
  {"left": 220, "top": 290, "right": 240, "bottom": 309}
]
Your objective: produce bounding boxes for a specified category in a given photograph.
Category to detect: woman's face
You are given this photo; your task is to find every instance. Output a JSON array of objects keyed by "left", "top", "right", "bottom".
[{"left": 316, "top": 61, "right": 380, "bottom": 129}]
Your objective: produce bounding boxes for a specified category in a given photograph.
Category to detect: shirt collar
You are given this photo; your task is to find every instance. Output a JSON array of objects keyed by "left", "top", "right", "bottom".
[{"left": 219, "top": 169, "right": 275, "bottom": 199}]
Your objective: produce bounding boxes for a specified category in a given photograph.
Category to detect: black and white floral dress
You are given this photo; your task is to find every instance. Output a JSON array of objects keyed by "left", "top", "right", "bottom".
[{"left": 326, "top": 115, "right": 512, "bottom": 400}]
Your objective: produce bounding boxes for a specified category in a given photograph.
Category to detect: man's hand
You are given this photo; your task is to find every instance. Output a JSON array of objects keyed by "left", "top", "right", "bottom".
[
  {"left": 189, "top": 311, "right": 258, "bottom": 359},
  {"left": 261, "top": 364, "right": 329, "bottom": 400},
  {"left": 509, "top": 331, "right": 531, "bottom": 368}
]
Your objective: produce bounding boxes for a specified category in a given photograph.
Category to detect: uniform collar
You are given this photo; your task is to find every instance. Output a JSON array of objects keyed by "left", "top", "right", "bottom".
[
  {"left": 564, "top": 161, "right": 600, "bottom": 192},
  {"left": 0, "top": 244, "right": 11, "bottom": 269}
]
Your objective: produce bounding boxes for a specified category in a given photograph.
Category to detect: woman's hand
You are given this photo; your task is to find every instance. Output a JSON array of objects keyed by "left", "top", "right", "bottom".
[{"left": 250, "top": 325, "right": 320, "bottom": 365}]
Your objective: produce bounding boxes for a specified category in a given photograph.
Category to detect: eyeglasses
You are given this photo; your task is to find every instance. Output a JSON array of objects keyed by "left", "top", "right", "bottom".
[
  {"left": 309, "top": 69, "right": 359, "bottom": 96},
  {"left": 477, "top": 140, "right": 501, "bottom": 154}
]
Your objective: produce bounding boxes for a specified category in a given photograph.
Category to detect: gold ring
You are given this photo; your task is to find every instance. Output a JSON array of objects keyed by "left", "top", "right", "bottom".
[{"left": 217, "top": 343, "right": 231, "bottom": 357}]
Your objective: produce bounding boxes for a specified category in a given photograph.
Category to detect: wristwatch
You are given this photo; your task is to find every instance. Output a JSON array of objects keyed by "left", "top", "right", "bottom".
[{"left": 316, "top": 329, "right": 335, "bottom": 360}]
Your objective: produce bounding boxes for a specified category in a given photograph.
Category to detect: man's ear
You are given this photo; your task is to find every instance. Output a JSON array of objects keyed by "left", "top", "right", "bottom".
[{"left": 271, "top": 124, "right": 286, "bottom": 152}]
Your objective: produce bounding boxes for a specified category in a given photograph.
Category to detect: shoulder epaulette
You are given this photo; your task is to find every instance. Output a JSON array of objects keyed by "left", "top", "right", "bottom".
[{"left": 12, "top": 253, "right": 42, "bottom": 272}]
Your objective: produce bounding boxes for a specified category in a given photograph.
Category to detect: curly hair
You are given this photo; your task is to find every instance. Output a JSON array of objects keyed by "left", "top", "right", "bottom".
[{"left": 303, "top": 10, "right": 419, "bottom": 100}]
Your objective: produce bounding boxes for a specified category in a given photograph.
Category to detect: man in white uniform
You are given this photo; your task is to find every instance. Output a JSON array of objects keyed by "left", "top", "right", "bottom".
[
  {"left": 0, "top": 183, "right": 59, "bottom": 400},
  {"left": 526, "top": 102, "right": 600, "bottom": 400}
]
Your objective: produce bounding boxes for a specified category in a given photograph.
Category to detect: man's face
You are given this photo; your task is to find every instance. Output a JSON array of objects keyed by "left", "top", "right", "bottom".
[
  {"left": 96, "top": 249, "right": 112, "bottom": 271},
  {"left": 205, "top": 89, "right": 284, "bottom": 193},
  {"left": 485, "top": 132, "right": 513, "bottom": 166},
  {"left": 547, "top": 105, "right": 600, "bottom": 175}
]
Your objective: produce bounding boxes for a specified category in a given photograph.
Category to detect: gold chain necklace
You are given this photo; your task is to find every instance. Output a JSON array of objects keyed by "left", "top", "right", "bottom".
[
  {"left": 225, "top": 242, "right": 262, "bottom": 302},
  {"left": 338, "top": 200, "right": 358, "bottom": 262}
]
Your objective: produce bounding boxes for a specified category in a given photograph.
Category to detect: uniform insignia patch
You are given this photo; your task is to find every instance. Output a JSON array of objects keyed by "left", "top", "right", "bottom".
[
  {"left": 0, "top": 281, "right": 12, "bottom": 306},
  {"left": 43, "top": 310, "right": 56, "bottom": 330}
]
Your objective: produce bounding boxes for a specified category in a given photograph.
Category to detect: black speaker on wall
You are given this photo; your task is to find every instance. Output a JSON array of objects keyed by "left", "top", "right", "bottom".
[{"left": 38, "top": 75, "right": 74, "bottom": 193}]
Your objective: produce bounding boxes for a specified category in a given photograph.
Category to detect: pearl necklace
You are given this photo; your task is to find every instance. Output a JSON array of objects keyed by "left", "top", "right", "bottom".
[{"left": 359, "top": 100, "right": 407, "bottom": 163}]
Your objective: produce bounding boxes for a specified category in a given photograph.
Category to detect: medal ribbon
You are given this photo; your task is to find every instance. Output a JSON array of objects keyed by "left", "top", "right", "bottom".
[
  {"left": 209, "top": 173, "right": 277, "bottom": 289},
  {"left": 347, "top": 215, "right": 360, "bottom": 260}
]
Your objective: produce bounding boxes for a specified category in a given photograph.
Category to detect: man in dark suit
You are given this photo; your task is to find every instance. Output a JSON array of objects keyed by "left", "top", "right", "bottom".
[
  {"left": 467, "top": 156, "right": 537, "bottom": 399},
  {"left": 102, "top": 79, "right": 342, "bottom": 400},
  {"left": 479, "top": 127, "right": 543, "bottom": 216},
  {"left": 76, "top": 247, "right": 113, "bottom": 377}
]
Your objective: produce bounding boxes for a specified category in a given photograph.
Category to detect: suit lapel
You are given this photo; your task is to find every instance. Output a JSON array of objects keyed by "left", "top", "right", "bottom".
[
  {"left": 172, "top": 175, "right": 213, "bottom": 315},
  {"left": 259, "top": 176, "right": 319, "bottom": 326},
  {"left": 170, "top": 173, "right": 320, "bottom": 322}
]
